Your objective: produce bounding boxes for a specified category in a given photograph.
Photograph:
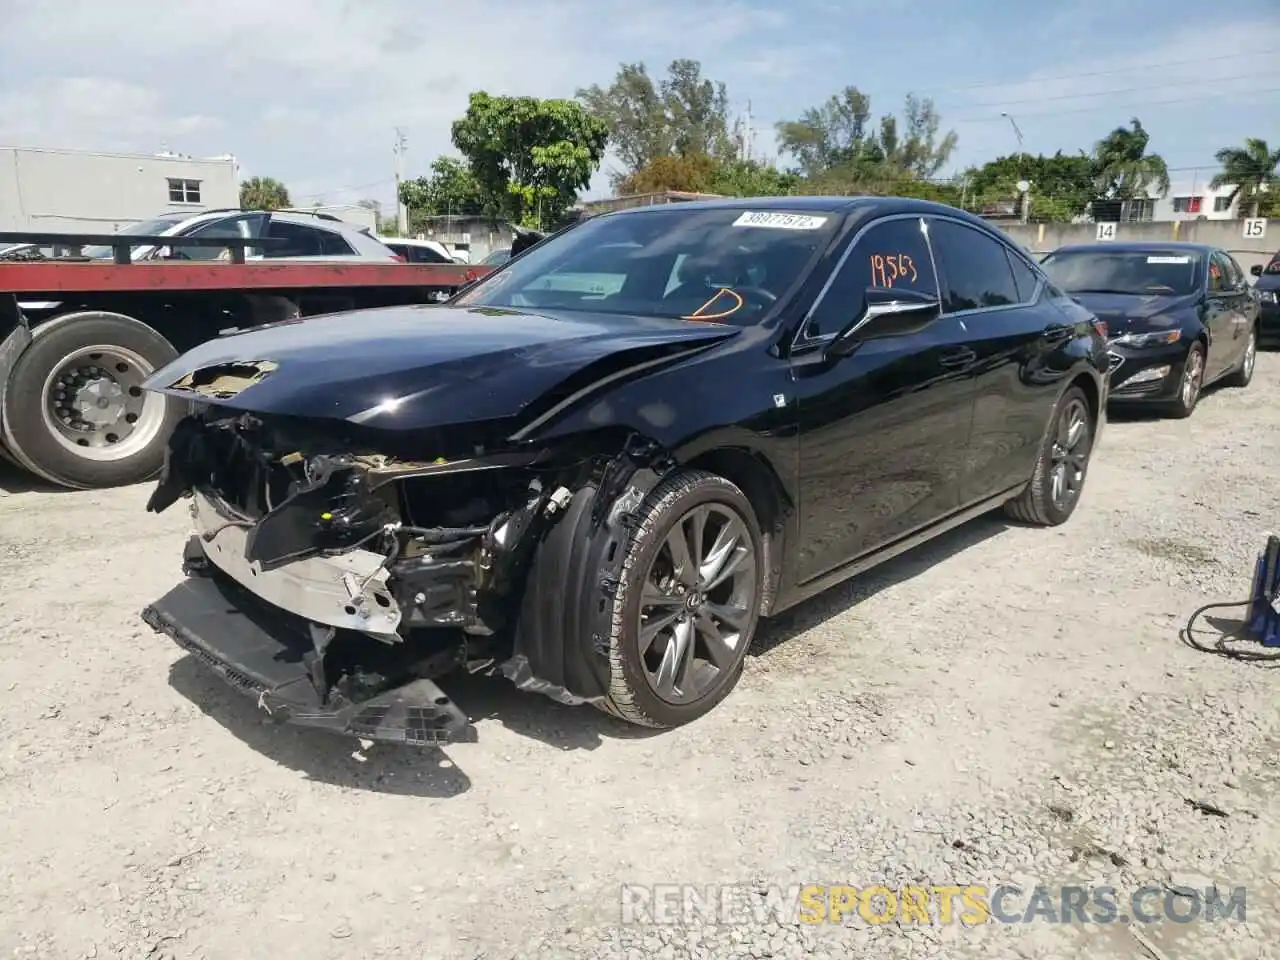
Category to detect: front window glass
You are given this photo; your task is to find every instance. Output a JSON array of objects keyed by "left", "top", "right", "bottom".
[
  {"left": 456, "top": 207, "right": 838, "bottom": 325},
  {"left": 1041, "top": 249, "right": 1202, "bottom": 297}
]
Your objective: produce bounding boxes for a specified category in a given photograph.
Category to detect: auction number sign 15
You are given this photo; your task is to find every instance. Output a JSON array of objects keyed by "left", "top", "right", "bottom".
[
  {"left": 1096, "top": 222, "right": 1118, "bottom": 242},
  {"left": 1244, "top": 218, "right": 1268, "bottom": 240}
]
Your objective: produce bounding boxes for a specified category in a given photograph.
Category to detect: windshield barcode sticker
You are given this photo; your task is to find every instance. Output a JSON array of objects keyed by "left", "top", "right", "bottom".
[
  {"left": 732, "top": 212, "right": 828, "bottom": 230},
  {"left": 1147, "top": 256, "right": 1191, "bottom": 263}
]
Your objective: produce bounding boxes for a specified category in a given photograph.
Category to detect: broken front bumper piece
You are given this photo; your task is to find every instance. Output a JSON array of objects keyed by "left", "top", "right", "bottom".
[{"left": 141, "top": 491, "right": 476, "bottom": 747}]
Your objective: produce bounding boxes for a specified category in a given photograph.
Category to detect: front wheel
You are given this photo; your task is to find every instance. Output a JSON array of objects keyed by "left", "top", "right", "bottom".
[
  {"left": 596, "top": 470, "right": 764, "bottom": 729},
  {"left": 1165, "top": 342, "right": 1205, "bottom": 419},
  {"left": 0, "top": 311, "right": 183, "bottom": 489},
  {"left": 1004, "top": 385, "right": 1094, "bottom": 527}
]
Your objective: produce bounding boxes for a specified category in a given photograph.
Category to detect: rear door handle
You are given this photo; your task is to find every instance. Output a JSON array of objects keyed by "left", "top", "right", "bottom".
[
  {"left": 939, "top": 346, "right": 976, "bottom": 368},
  {"left": 1043, "top": 323, "right": 1072, "bottom": 343}
]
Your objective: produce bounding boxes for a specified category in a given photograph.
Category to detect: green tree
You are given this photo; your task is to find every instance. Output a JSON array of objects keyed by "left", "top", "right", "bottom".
[
  {"left": 451, "top": 92, "right": 609, "bottom": 228},
  {"left": 1092, "top": 118, "right": 1170, "bottom": 200},
  {"left": 615, "top": 153, "right": 798, "bottom": 197},
  {"left": 577, "top": 59, "right": 737, "bottom": 187},
  {"left": 965, "top": 152, "right": 1096, "bottom": 222},
  {"left": 398, "top": 157, "right": 487, "bottom": 219},
  {"left": 775, "top": 87, "right": 957, "bottom": 187},
  {"left": 709, "top": 159, "right": 799, "bottom": 197},
  {"left": 239, "top": 176, "right": 291, "bottom": 210},
  {"left": 1210, "top": 137, "right": 1280, "bottom": 218},
  {"left": 775, "top": 86, "right": 877, "bottom": 179}
]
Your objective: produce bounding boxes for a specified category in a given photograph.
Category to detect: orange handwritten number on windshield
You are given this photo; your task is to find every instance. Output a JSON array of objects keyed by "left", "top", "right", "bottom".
[{"left": 870, "top": 253, "right": 918, "bottom": 287}]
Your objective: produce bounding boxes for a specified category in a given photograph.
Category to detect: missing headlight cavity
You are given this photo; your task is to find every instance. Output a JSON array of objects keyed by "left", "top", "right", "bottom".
[
  {"left": 168, "top": 360, "right": 280, "bottom": 399},
  {"left": 154, "top": 406, "right": 676, "bottom": 711}
]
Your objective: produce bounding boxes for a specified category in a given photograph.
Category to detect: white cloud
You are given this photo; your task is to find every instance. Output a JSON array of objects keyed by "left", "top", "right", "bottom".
[
  {"left": 938, "top": 17, "right": 1280, "bottom": 172},
  {"left": 2, "top": 1, "right": 1274, "bottom": 205},
  {"left": 0, "top": 0, "right": 825, "bottom": 207}
]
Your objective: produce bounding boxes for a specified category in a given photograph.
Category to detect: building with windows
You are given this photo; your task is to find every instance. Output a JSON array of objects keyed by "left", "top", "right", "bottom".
[
  {"left": 1153, "top": 179, "right": 1244, "bottom": 222},
  {"left": 0, "top": 145, "right": 239, "bottom": 234}
]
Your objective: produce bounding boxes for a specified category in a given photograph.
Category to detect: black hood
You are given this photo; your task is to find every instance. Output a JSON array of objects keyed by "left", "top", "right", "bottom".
[
  {"left": 1071, "top": 291, "right": 1198, "bottom": 336},
  {"left": 1254, "top": 271, "right": 1280, "bottom": 293},
  {"left": 142, "top": 304, "right": 739, "bottom": 434}
]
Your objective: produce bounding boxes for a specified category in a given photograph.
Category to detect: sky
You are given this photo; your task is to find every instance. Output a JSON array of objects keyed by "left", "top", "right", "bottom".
[{"left": 1, "top": 0, "right": 1277, "bottom": 213}]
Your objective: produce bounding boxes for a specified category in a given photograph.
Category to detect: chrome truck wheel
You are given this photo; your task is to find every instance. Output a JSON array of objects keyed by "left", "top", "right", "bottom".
[{"left": 0, "top": 311, "right": 183, "bottom": 489}]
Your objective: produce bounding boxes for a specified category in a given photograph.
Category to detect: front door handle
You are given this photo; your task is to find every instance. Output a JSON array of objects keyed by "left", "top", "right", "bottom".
[
  {"left": 1043, "top": 323, "right": 1072, "bottom": 343},
  {"left": 939, "top": 346, "right": 976, "bottom": 368}
]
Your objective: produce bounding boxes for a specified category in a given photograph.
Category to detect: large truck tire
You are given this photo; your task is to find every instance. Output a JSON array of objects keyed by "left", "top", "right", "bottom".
[{"left": 0, "top": 311, "right": 184, "bottom": 489}]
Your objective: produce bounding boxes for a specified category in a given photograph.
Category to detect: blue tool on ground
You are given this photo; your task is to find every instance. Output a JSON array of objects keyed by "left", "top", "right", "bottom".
[
  {"left": 1247, "top": 534, "right": 1280, "bottom": 647},
  {"left": 1182, "top": 534, "right": 1280, "bottom": 660}
]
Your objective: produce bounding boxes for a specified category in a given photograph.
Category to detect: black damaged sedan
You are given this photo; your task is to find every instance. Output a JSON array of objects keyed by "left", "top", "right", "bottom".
[
  {"left": 139, "top": 197, "right": 1109, "bottom": 746},
  {"left": 1041, "top": 241, "right": 1259, "bottom": 418}
]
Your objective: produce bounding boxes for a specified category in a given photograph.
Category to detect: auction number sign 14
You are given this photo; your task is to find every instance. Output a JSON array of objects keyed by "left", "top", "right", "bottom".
[
  {"left": 1096, "top": 222, "right": 1118, "bottom": 242},
  {"left": 1244, "top": 218, "right": 1268, "bottom": 240}
]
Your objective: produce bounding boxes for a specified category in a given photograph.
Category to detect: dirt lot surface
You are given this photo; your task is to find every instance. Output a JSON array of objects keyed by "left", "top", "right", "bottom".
[{"left": 2, "top": 358, "right": 1279, "bottom": 960}]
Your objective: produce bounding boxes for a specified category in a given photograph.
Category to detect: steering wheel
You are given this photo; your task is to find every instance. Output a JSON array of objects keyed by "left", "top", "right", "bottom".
[{"left": 731, "top": 285, "right": 778, "bottom": 308}]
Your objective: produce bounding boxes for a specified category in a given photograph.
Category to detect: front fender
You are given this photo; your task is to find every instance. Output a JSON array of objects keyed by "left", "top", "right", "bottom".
[{"left": 519, "top": 339, "right": 801, "bottom": 506}]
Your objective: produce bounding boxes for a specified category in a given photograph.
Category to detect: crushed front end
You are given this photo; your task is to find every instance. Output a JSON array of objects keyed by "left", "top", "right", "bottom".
[{"left": 140, "top": 406, "right": 644, "bottom": 747}]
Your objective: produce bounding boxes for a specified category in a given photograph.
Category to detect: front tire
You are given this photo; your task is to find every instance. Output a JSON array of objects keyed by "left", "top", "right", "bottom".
[
  {"left": 596, "top": 470, "right": 764, "bottom": 729},
  {"left": 0, "top": 311, "right": 183, "bottom": 489},
  {"left": 1165, "top": 341, "right": 1205, "bottom": 419},
  {"left": 1004, "top": 385, "right": 1094, "bottom": 527}
]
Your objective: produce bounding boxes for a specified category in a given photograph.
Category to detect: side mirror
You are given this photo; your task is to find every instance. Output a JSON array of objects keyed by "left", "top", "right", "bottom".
[
  {"left": 1251, "top": 264, "right": 1264, "bottom": 277},
  {"left": 827, "top": 287, "right": 942, "bottom": 358}
]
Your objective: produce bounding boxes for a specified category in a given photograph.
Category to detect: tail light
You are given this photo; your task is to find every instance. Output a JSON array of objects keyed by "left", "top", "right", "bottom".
[{"left": 1091, "top": 319, "right": 1108, "bottom": 340}]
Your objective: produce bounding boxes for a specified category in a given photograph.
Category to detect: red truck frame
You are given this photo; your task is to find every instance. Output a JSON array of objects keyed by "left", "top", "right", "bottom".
[{"left": 0, "top": 230, "right": 491, "bottom": 490}]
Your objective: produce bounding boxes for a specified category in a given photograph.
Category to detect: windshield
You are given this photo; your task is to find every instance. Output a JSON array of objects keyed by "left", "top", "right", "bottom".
[
  {"left": 81, "top": 216, "right": 184, "bottom": 259},
  {"left": 1263, "top": 254, "right": 1280, "bottom": 276},
  {"left": 456, "top": 207, "right": 837, "bottom": 324},
  {"left": 481, "top": 248, "right": 510, "bottom": 265},
  {"left": 1041, "top": 249, "right": 1202, "bottom": 296}
]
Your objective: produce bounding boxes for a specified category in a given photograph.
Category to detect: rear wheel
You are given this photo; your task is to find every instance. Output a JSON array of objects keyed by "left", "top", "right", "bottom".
[
  {"left": 1222, "top": 325, "right": 1257, "bottom": 388},
  {"left": 1004, "top": 385, "right": 1094, "bottom": 527},
  {"left": 0, "top": 312, "right": 183, "bottom": 489},
  {"left": 1165, "top": 342, "right": 1205, "bottom": 419},
  {"left": 596, "top": 470, "right": 764, "bottom": 728}
]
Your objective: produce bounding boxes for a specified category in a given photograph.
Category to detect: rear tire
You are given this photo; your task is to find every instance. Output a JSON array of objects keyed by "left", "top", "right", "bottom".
[
  {"left": 1222, "top": 325, "right": 1257, "bottom": 388},
  {"left": 595, "top": 469, "right": 764, "bottom": 729},
  {"left": 0, "top": 311, "right": 183, "bottom": 489},
  {"left": 1004, "top": 385, "right": 1094, "bottom": 527}
]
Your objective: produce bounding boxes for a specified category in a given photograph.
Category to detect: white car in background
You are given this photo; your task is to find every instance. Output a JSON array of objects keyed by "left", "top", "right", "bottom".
[
  {"left": 377, "top": 236, "right": 467, "bottom": 264},
  {"left": 42, "top": 209, "right": 403, "bottom": 263}
]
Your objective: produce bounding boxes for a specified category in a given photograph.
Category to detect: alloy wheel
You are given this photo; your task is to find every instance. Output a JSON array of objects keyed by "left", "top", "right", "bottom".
[
  {"left": 1243, "top": 330, "right": 1257, "bottom": 381},
  {"left": 635, "top": 503, "right": 758, "bottom": 705},
  {"left": 1181, "top": 348, "right": 1204, "bottom": 410},
  {"left": 1048, "top": 397, "right": 1091, "bottom": 513}
]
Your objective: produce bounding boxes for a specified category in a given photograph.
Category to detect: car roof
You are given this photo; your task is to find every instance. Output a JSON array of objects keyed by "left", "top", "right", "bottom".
[
  {"left": 1049, "top": 241, "right": 1218, "bottom": 256},
  {"left": 600, "top": 194, "right": 1001, "bottom": 231}
]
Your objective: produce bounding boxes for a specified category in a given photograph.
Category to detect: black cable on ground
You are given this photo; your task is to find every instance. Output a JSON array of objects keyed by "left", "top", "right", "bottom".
[{"left": 1181, "top": 599, "right": 1280, "bottom": 663}]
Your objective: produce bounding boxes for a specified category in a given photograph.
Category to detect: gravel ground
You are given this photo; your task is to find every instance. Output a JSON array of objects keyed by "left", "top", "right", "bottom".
[{"left": 2, "top": 357, "right": 1279, "bottom": 960}]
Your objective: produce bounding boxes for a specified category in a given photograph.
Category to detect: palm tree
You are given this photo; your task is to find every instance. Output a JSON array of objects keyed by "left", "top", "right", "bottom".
[
  {"left": 1210, "top": 138, "right": 1280, "bottom": 218},
  {"left": 1091, "top": 118, "right": 1171, "bottom": 201},
  {"left": 239, "top": 176, "right": 291, "bottom": 210}
]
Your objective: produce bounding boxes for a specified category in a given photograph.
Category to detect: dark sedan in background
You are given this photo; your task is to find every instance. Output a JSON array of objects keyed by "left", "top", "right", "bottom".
[
  {"left": 1250, "top": 251, "right": 1280, "bottom": 345},
  {"left": 1041, "top": 242, "right": 1258, "bottom": 418}
]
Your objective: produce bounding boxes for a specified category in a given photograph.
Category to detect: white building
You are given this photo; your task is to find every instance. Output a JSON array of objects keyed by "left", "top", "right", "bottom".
[
  {"left": 0, "top": 145, "right": 239, "bottom": 234},
  {"left": 1152, "top": 177, "right": 1242, "bottom": 222}
]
